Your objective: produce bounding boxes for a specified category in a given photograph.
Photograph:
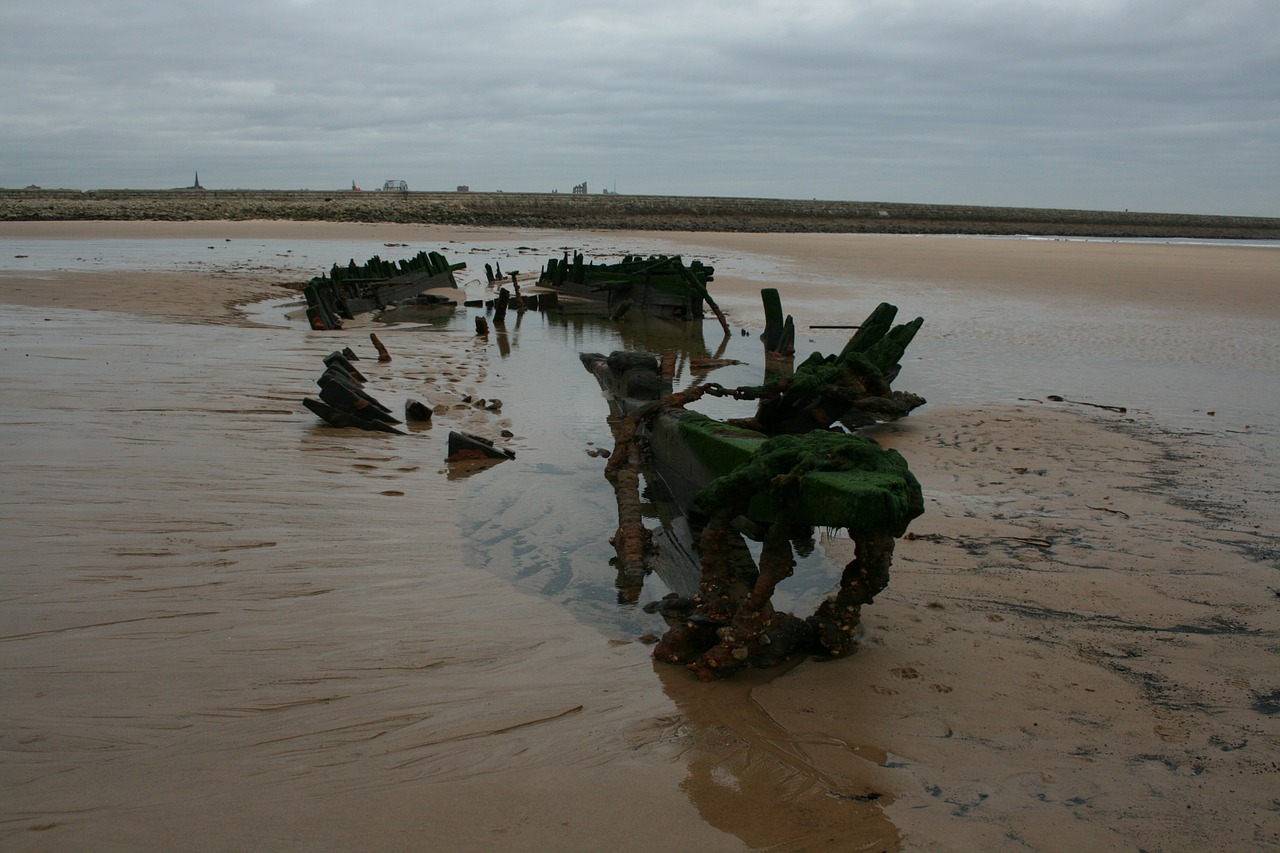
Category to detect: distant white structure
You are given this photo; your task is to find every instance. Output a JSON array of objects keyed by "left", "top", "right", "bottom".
[
  {"left": 572, "top": 181, "right": 587, "bottom": 195},
  {"left": 382, "top": 180, "right": 408, "bottom": 192}
]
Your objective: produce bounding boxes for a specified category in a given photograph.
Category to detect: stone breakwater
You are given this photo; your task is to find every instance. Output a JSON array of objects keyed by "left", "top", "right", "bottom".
[{"left": 3, "top": 189, "right": 1278, "bottom": 239}]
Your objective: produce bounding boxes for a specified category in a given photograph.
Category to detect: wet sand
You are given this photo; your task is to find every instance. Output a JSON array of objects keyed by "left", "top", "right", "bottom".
[{"left": 1, "top": 222, "right": 1277, "bottom": 851}]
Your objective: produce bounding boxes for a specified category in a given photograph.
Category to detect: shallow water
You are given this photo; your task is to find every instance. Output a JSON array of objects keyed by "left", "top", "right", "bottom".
[
  {"left": 5, "top": 234, "right": 1276, "bottom": 632},
  {"left": 6, "top": 231, "right": 1273, "bottom": 431}
]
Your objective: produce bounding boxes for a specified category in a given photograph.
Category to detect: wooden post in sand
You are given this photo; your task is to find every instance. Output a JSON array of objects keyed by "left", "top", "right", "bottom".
[
  {"left": 511, "top": 274, "right": 527, "bottom": 314},
  {"left": 370, "top": 332, "right": 391, "bottom": 362},
  {"left": 493, "top": 287, "right": 510, "bottom": 326}
]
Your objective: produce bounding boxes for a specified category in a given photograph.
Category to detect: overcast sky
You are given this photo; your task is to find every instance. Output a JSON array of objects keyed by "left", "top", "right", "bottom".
[{"left": 2, "top": 0, "right": 1276, "bottom": 215}]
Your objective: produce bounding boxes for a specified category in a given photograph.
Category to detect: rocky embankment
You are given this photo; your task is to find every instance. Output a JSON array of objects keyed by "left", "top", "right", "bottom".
[{"left": 3, "top": 188, "right": 1277, "bottom": 239}]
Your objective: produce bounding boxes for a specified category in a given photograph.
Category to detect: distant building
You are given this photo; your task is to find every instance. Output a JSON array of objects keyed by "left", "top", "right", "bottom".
[
  {"left": 456, "top": 185, "right": 469, "bottom": 192},
  {"left": 382, "top": 180, "right": 408, "bottom": 192},
  {"left": 572, "top": 181, "right": 587, "bottom": 195}
]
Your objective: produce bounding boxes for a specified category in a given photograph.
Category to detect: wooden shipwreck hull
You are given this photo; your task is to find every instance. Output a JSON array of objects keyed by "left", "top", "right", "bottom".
[
  {"left": 538, "top": 252, "right": 720, "bottom": 321},
  {"left": 304, "top": 250, "right": 465, "bottom": 330}
]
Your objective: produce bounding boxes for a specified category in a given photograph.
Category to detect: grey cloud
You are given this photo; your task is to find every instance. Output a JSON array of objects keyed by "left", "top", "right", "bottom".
[{"left": 1, "top": 0, "right": 1276, "bottom": 214}]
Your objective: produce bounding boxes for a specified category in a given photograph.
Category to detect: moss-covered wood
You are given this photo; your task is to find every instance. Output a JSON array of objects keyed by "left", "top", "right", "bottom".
[
  {"left": 732, "top": 301, "right": 925, "bottom": 432},
  {"left": 539, "top": 252, "right": 722, "bottom": 323},
  {"left": 695, "top": 431, "right": 923, "bottom": 536},
  {"left": 583, "top": 298, "right": 927, "bottom": 679}
]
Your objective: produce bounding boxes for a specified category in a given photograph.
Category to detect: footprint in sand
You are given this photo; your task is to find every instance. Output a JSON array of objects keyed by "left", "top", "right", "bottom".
[{"left": 892, "top": 666, "right": 921, "bottom": 680}]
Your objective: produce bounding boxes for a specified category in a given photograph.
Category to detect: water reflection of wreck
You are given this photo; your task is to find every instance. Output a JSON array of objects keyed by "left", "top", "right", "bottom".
[
  {"left": 584, "top": 299, "right": 927, "bottom": 680},
  {"left": 304, "top": 251, "right": 465, "bottom": 330}
]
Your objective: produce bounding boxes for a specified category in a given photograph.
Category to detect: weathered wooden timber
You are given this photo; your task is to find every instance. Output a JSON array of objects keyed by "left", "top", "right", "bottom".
[
  {"left": 581, "top": 299, "right": 926, "bottom": 679},
  {"left": 302, "top": 397, "right": 404, "bottom": 434},
  {"left": 760, "top": 287, "right": 796, "bottom": 356},
  {"left": 539, "top": 252, "right": 725, "bottom": 327},
  {"left": 732, "top": 301, "right": 926, "bottom": 433},
  {"left": 302, "top": 350, "right": 405, "bottom": 434},
  {"left": 304, "top": 250, "right": 465, "bottom": 329},
  {"left": 447, "top": 431, "right": 516, "bottom": 461},
  {"left": 405, "top": 399, "right": 434, "bottom": 422}
]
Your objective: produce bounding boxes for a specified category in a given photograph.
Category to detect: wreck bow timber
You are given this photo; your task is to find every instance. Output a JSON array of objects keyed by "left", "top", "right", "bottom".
[{"left": 304, "top": 250, "right": 465, "bottom": 330}]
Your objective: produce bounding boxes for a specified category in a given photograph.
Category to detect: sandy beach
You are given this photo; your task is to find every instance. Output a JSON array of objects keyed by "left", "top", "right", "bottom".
[{"left": 1, "top": 221, "right": 1277, "bottom": 851}]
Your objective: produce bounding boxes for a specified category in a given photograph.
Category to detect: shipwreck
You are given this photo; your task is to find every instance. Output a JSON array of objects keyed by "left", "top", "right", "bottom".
[
  {"left": 294, "top": 245, "right": 929, "bottom": 679},
  {"left": 584, "top": 298, "right": 926, "bottom": 679},
  {"left": 304, "top": 250, "right": 465, "bottom": 330},
  {"left": 538, "top": 252, "right": 730, "bottom": 331}
]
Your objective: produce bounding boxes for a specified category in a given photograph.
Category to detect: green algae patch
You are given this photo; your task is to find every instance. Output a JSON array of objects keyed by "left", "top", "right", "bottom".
[
  {"left": 694, "top": 431, "right": 923, "bottom": 536},
  {"left": 670, "top": 410, "right": 767, "bottom": 477},
  {"left": 796, "top": 465, "right": 922, "bottom": 536}
]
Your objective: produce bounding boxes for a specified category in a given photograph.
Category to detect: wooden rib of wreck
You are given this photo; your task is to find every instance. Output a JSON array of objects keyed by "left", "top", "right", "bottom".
[
  {"left": 304, "top": 250, "right": 466, "bottom": 330},
  {"left": 582, "top": 299, "right": 927, "bottom": 679},
  {"left": 538, "top": 252, "right": 725, "bottom": 326},
  {"left": 302, "top": 350, "right": 405, "bottom": 434}
]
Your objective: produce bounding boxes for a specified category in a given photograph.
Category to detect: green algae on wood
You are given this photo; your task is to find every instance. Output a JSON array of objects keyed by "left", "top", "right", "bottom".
[{"left": 695, "top": 431, "right": 923, "bottom": 536}]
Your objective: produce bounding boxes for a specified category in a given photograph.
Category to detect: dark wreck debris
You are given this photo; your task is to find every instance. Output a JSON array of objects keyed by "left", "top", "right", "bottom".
[
  {"left": 1046, "top": 394, "right": 1129, "bottom": 413},
  {"left": 322, "top": 350, "right": 367, "bottom": 383},
  {"left": 582, "top": 300, "right": 926, "bottom": 679},
  {"left": 299, "top": 351, "right": 518, "bottom": 462},
  {"left": 404, "top": 399, "right": 434, "bottom": 423},
  {"left": 730, "top": 301, "right": 926, "bottom": 433},
  {"left": 303, "top": 351, "right": 404, "bottom": 434},
  {"left": 447, "top": 430, "right": 516, "bottom": 462},
  {"left": 760, "top": 287, "right": 796, "bottom": 357},
  {"left": 304, "top": 250, "right": 466, "bottom": 329},
  {"left": 539, "top": 251, "right": 730, "bottom": 333},
  {"left": 303, "top": 397, "right": 402, "bottom": 433}
]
